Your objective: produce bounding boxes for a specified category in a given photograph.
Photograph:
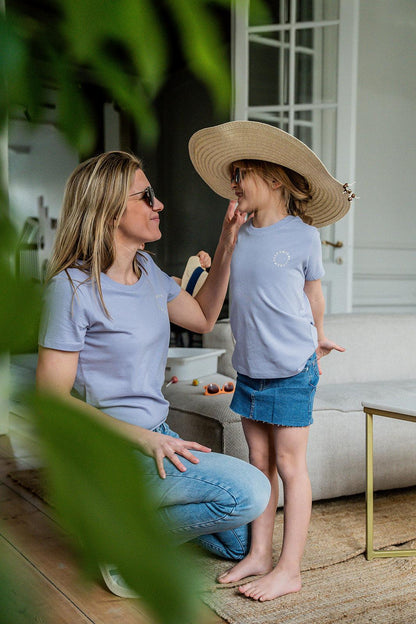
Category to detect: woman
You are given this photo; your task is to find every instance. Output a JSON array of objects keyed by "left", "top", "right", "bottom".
[
  {"left": 36, "top": 150, "right": 271, "bottom": 597},
  {"left": 189, "top": 121, "right": 349, "bottom": 601}
]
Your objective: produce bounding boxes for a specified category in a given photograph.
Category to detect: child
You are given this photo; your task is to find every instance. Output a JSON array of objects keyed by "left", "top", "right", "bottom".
[{"left": 189, "top": 121, "right": 352, "bottom": 602}]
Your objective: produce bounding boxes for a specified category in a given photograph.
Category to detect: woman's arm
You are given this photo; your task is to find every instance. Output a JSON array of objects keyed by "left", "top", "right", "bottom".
[
  {"left": 36, "top": 346, "right": 211, "bottom": 478},
  {"left": 304, "top": 279, "right": 345, "bottom": 372},
  {"left": 168, "top": 201, "right": 244, "bottom": 333}
]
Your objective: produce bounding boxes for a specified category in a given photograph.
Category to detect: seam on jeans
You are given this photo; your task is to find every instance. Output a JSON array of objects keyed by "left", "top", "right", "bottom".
[
  {"left": 197, "top": 530, "right": 247, "bottom": 559},
  {"left": 144, "top": 472, "right": 238, "bottom": 533},
  {"left": 155, "top": 472, "right": 240, "bottom": 533}
]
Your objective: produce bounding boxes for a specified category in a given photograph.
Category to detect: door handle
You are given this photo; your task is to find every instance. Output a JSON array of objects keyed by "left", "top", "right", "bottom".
[{"left": 321, "top": 240, "right": 343, "bottom": 248}]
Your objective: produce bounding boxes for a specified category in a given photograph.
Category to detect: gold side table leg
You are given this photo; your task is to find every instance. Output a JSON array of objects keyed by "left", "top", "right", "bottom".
[{"left": 366, "top": 412, "right": 374, "bottom": 560}]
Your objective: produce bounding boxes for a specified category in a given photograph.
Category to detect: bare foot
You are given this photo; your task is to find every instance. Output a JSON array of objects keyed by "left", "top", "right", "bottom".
[
  {"left": 238, "top": 567, "right": 301, "bottom": 601},
  {"left": 217, "top": 552, "right": 272, "bottom": 584}
]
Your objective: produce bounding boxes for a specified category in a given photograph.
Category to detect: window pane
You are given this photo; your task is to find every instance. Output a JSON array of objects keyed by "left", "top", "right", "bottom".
[
  {"left": 250, "top": 0, "right": 290, "bottom": 26},
  {"left": 296, "top": 0, "right": 339, "bottom": 22},
  {"left": 294, "top": 108, "right": 337, "bottom": 173},
  {"left": 295, "top": 26, "right": 338, "bottom": 105},
  {"left": 296, "top": 0, "right": 314, "bottom": 23},
  {"left": 248, "top": 34, "right": 289, "bottom": 106}
]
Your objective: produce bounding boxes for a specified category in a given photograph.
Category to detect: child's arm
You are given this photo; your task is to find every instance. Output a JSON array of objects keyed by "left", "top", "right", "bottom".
[{"left": 304, "top": 279, "right": 345, "bottom": 373}]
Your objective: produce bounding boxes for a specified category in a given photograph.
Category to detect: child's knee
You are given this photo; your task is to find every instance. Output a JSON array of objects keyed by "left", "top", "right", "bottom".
[{"left": 276, "top": 450, "right": 308, "bottom": 482}]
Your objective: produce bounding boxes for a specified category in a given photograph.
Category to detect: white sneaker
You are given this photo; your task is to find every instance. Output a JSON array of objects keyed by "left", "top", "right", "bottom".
[{"left": 99, "top": 564, "right": 139, "bottom": 599}]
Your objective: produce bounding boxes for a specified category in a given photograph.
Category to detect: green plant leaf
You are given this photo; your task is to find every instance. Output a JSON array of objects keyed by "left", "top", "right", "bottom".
[
  {"left": 0, "top": 207, "right": 42, "bottom": 354},
  {"left": 166, "top": 0, "right": 231, "bottom": 114},
  {"left": 60, "top": 0, "right": 167, "bottom": 96},
  {"left": 33, "top": 392, "right": 203, "bottom": 624}
]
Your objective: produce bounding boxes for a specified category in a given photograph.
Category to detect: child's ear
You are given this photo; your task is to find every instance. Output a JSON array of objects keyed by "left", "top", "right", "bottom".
[{"left": 272, "top": 179, "right": 282, "bottom": 190}]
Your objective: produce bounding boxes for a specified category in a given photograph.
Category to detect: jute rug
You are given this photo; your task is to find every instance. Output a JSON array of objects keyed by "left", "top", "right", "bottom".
[
  {"left": 8, "top": 470, "right": 416, "bottom": 623},
  {"left": 193, "top": 488, "right": 416, "bottom": 624}
]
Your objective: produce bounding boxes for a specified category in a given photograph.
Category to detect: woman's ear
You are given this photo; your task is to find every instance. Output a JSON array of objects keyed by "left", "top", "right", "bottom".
[{"left": 272, "top": 179, "right": 282, "bottom": 190}]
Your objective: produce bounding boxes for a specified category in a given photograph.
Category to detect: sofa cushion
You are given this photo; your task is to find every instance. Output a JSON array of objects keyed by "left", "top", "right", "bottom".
[
  {"left": 203, "top": 314, "right": 416, "bottom": 386},
  {"left": 163, "top": 373, "right": 239, "bottom": 426},
  {"left": 314, "top": 378, "right": 416, "bottom": 413},
  {"left": 202, "top": 320, "right": 236, "bottom": 379}
]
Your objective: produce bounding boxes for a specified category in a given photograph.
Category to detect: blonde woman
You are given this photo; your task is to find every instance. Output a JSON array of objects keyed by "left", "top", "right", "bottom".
[
  {"left": 189, "top": 121, "right": 349, "bottom": 602},
  {"left": 36, "top": 151, "right": 271, "bottom": 597}
]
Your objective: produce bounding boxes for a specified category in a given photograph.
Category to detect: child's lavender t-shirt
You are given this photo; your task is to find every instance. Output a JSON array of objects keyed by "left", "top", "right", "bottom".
[
  {"left": 230, "top": 215, "right": 324, "bottom": 379},
  {"left": 38, "top": 254, "right": 181, "bottom": 430}
]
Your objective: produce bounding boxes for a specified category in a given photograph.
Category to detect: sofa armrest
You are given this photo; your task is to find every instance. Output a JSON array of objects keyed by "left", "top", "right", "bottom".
[{"left": 202, "top": 319, "right": 236, "bottom": 379}]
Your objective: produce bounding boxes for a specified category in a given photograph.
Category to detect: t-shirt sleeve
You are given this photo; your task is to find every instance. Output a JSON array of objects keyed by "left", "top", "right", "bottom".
[
  {"left": 145, "top": 255, "right": 181, "bottom": 302},
  {"left": 166, "top": 275, "right": 182, "bottom": 301},
  {"left": 38, "top": 273, "right": 89, "bottom": 351},
  {"left": 304, "top": 229, "right": 325, "bottom": 281}
]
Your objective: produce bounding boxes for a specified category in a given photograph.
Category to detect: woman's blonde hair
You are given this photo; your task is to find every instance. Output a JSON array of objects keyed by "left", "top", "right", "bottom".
[
  {"left": 47, "top": 150, "right": 144, "bottom": 314},
  {"left": 231, "top": 159, "right": 313, "bottom": 224}
]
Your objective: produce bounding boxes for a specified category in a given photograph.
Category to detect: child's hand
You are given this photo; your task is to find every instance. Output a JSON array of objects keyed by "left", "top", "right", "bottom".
[
  {"left": 196, "top": 250, "right": 211, "bottom": 270},
  {"left": 220, "top": 200, "right": 246, "bottom": 251},
  {"left": 316, "top": 339, "right": 345, "bottom": 374}
]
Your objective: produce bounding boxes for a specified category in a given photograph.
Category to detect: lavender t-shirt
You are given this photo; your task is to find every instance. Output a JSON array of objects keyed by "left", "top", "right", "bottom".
[
  {"left": 38, "top": 254, "right": 181, "bottom": 430},
  {"left": 230, "top": 216, "right": 324, "bottom": 379}
]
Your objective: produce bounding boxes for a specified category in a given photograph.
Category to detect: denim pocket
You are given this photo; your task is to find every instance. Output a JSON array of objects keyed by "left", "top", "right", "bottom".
[{"left": 307, "top": 355, "right": 319, "bottom": 388}]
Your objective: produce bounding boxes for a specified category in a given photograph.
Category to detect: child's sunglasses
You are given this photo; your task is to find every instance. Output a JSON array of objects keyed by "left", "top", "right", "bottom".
[
  {"left": 230, "top": 167, "right": 242, "bottom": 185},
  {"left": 231, "top": 167, "right": 252, "bottom": 185},
  {"left": 129, "top": 186, "right": 155, "bottom": 208},
  {"left": 203, "top": 382, "right": 235, "bottom": 396}
]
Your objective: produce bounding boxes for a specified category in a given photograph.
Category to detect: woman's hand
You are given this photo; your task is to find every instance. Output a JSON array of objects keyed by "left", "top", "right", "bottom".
[
  {"left": 219, "top": 200, "right": 246, "bottom": 252},
  {"left": 316, "top": 338, "right": 345, "bottom": 374},
  {"left": 139, "top": 429, "right": 211, "bottom": 479}
]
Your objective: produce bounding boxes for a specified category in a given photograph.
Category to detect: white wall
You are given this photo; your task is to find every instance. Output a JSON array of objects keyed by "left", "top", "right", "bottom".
[
  {"left": 353, "top": 0, "right": 416, "bottom": 312},
  {"left": 8, "top": 120, "right": 78, "bottom": 231}
]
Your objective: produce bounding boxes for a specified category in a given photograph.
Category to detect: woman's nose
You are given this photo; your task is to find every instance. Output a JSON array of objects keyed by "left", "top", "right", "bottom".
[{"left": 153, "top": 197, "right": 164, "bottom": 212}]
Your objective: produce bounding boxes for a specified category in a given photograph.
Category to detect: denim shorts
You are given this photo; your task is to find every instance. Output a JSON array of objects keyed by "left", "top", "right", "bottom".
[{"left": 230, "top": 353, "right": 319, "bottom": 427}]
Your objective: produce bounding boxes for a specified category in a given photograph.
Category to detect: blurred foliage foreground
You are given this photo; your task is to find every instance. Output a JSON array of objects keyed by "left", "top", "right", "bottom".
[
  {"left": 0, "top": 0, "right": 259, "bottom": 621},
  {"left": 0, "top": 217, "right": 203, "bottom": 624},
  {"left": 0, "top": 0, "right": 269, "bottom": 620}
]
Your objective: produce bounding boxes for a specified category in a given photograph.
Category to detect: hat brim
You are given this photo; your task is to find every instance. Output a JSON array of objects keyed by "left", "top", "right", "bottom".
[{"left": 189, "top": 121, "right": 351, "bottom": 228}]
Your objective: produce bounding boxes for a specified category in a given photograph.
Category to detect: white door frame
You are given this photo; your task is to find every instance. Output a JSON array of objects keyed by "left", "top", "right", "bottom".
[{"left": 231, "top": 0, "right": 360, "bottom": 312}]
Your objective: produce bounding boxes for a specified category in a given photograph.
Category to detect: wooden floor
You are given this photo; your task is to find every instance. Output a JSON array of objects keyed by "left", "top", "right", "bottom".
[{"left": 0, "top": 420, "right": 226, "bottom": 624}]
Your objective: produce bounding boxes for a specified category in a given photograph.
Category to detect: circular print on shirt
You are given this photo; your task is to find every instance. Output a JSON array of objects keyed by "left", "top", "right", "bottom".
[{"left": 273, "top": 250, "right": 291, "bottom": 268}]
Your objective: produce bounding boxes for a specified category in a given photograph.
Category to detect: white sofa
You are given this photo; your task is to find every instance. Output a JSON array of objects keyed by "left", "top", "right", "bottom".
[
  {"left": 8, "top": 314, "right": 416, "bottom": 506},
  {"left": 164, "top": 314, "right": 416, "bottom": 505}
]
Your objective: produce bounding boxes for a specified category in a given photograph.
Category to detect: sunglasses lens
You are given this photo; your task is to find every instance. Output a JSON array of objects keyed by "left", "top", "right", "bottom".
[
  {"left": 231, "top": 167, "right": 241, "bottom": 185},
  {"left": 223, "top": 382, "right": 234, "bottom": 392},
  {"left": 206, "top": 383, "right": 220, "bottom": 394},
  {"left": 145, "top": 187, "right": 155, "bottom": 207}
]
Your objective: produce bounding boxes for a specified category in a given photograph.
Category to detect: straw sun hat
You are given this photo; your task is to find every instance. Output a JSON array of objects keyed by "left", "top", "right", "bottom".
[{"left": 189, "top": 120, "right": 354, "bottom": 228}]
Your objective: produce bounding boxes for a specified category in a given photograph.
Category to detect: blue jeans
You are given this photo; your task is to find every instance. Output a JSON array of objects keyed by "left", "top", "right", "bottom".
[{"left": 136, "top": 423, "right": 271, "bottom": 560}]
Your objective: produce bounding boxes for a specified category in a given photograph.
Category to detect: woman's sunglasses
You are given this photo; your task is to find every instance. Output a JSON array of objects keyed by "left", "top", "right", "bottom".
[
  {"left": 129, "top": 186, "right": 155, "bottom": 208},
  {"left": 203, "top": 382, "right": 235, "bottom": 396}
]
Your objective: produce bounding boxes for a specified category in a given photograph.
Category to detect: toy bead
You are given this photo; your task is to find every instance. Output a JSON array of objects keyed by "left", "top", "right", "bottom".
[
  {"left": 192, "top": 379, "right": 199, "bottom": 386},
  {"left": 166, "top": 375, "right": 179, "bottom": 387}
]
